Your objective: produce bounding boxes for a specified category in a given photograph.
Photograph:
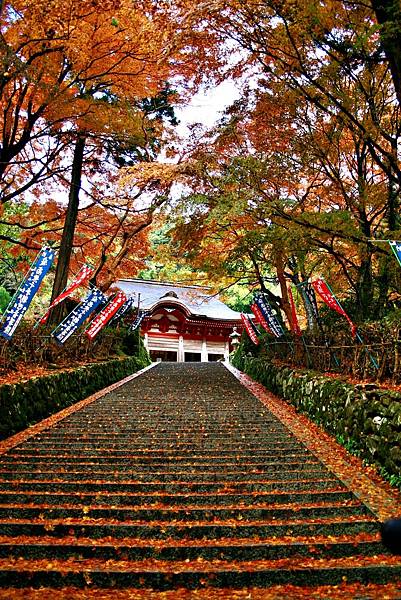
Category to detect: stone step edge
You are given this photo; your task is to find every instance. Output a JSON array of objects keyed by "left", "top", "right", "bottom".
[
  {"left": 0, "top": 531, "right": 381, "bottom": 546},
  {"left": 0, "top": 499, "right": 363, "bottom": 511},
  {"left": 0, "top": 490, "right": 354, "bottom": 500},
  {"left": 0, "top": 555, "right": 400, "bottom": 572},
  {"left": 0, "top": 583, "right": 400, "bottom": 600},
  {"left": 0, "top": 515, "right": 377, "bottom": 527},
  {"left": 0, "top": 477, "right": 340, "bottom": 486}
]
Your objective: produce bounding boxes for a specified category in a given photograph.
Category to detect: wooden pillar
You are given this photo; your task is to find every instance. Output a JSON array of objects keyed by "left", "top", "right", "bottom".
[
  {"left": 201, "top": 338, "right": 208, "bottom": 362},
  {"left": 178, "top": 335, "right": 185, "bottom": 362}
]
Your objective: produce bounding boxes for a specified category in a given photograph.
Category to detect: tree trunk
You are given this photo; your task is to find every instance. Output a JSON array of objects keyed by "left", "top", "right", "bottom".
[
  {"left": 275, "top": 252, "right": 292, "bottom": 331},
  {"left": 376, "top": 167, "right": 399, "bottom": 316},
  {"left": 356, "top": 254, "right": 374, "bottom": 318},
  {"left": 48, "top": 134, "right": 86, "bottom": 325},
  {"left": 371, "top": 0, "right": 401, "bottom": 106}
]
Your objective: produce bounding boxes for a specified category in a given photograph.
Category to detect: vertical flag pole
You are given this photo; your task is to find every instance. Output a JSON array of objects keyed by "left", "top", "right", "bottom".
[
  {"left": 293, "top": 285, "right": 312, "bottom": 367},
  {"left": 322, "top": 278, "right": 379, "bottom": 370},
  {"left": 0, "top": 249, "right": 43, "bottom": 326},
  {"left": 296, "top": 280, "right": 340, "bottom": 368}
]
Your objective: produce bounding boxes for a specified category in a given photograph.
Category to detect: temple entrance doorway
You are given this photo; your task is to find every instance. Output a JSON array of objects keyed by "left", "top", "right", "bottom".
[
  {"left": 150, "top": 350, "right": 178, "bottom": 362},
  {"left": 184, "top": 352, "right": 202, "bottom": 362}
]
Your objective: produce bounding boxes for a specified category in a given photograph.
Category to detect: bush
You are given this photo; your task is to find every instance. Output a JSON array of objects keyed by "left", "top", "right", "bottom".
[
  {"left": 0, "top": 286, "right": 11, "bottom": 314},
  {"left": 0, "top": 322, "right": 149, "bottom": 374}
]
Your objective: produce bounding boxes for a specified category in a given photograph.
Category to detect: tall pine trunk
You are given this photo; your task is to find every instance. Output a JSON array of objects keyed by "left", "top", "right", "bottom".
[
  {"left": 371, "top": 0, "right": 401, "bottom": 106},
  {"left": 48, "top": 134, "right": 86, "bottom": 325}
]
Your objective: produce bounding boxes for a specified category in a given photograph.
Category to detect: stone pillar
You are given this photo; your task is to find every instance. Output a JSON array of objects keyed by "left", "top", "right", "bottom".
[
  {"left": 144, "top": 333, "right": 148, "bottom": 350},
  {"left": 178, "top": 335, "right": 185, "bottom": 362},
  {"left": 201, "top": 338, "right": 208, "bottom": 362}
]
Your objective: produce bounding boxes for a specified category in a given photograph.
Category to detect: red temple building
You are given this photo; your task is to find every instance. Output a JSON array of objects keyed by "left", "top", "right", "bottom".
[{"left": 115, "top": 279, "right": 243, "bottom": 362}]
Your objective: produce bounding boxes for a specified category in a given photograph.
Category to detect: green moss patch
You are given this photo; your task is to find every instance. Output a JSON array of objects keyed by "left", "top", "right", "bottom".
[
  {"left": 0, "top": 355, "right": 150, "bottom": 440},
  {"left": 232, "top": 354, "right": 401, "bottom": 478}
]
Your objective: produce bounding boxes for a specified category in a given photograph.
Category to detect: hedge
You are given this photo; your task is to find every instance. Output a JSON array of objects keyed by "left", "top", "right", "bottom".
[
  {"left": 232, "top": 353, "right": 401, "bottom": 477},
  {"left": 0, "top": 355, "right": 151, "bottom": 440}
]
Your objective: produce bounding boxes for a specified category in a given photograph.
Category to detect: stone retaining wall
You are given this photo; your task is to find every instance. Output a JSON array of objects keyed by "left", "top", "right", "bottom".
[
  {"left": 233, "top": 354, "right": 401, "bottom": 476},
  {"left": 0, "top": 355, "right": 150, "bottom": 440}
]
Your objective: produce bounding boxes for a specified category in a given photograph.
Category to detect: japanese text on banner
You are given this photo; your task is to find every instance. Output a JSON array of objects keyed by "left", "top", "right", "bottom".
[
  {"left": 0, "top": 247, "right": 55, "bottom": 340},
  {"left": 253, "top": 294, "right": 284, "bottom": 338},
  {"left": 52, "top": 289, "right": 106, "bottom": 345},
  {"left": 86, "top": 292, "right": 127, "bottom": 340}
]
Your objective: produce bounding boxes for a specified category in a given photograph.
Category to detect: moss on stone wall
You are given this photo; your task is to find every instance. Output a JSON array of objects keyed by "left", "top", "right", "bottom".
[
  {"left": 233, "top": 353, "right": 401, "bottom": 477},
  {"left": 0, "top": 355, "right": 151, "bottom": 440}
]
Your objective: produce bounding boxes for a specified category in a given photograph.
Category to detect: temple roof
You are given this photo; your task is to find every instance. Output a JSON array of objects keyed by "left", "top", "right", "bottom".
[{"left": 114, "top": 279, "right": 242, "bottom": 322}]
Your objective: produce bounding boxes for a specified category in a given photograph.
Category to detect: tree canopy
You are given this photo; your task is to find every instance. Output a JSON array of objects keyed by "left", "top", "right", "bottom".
[{"left": 1, "top": 0, "right": 401, "bottom": 328}]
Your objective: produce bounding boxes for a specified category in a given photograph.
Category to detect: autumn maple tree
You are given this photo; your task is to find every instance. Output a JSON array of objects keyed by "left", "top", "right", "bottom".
[
  {"left": 0, "top": 0, "right": 228, "bottom": 324},
  {"left": 1, "top": 0, "right": 400, "bottom": 330},
  {"left": 137, "top": 0, "right": 401, "bottom": 328}
]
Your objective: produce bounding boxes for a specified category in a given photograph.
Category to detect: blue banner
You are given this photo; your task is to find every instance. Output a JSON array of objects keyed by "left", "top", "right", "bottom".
[
  {"left": 110, "top": 295, "right": 137, "bottom": 325},
  {"left": 298, "top": 282, "right": 320, "bottom": 329},
  {"left": 130, "top": 310, "right": 147, "bottom": 331},
  {"left": 254, "top": 293, "right": 284, "bottom": 338},
  {"left": 52, "top": 288, "right": 106, "bottom": 345},
  {"left": 0, "top": 246, "right": 55, "bottom": 340},
  {"left": 389, "top": 240, "right": 401, "bottom": 267}
]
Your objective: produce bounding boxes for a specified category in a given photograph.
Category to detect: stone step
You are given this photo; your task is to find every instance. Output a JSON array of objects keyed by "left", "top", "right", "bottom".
[
  {"left": 0, "top": 534, "right": 385, "bottom": 561},
  {"left": 36, "top": 428, "right": 288, "bottom": 436},
  {"left": 0, "top": 455, "right": 316, "bottom": 472},
  {"left": 15, "top": 443, "right": 305, "bottom": 452},
  {"left": 0, "top": 503, "right": 369, "bottom": 522},
  {"left": 0, "top": 489, "right": 355, "bottom": 506},
  {"left": 0, "top": 556, "right": 399, "bottom": 589},
  {"left": 0, "top": 469, "right": 332, "bottom": 483},
  {"left": 0, "top": 479, "right": 344, "bottom": 494},
  {"left": 4, "top": 449, "right": 312, "bottom": 460},
  {"left": 2, "top": 455, "right": 317, "bottom": 472},
  {"left": 0, "top": 517, "right": 379, "bottom": 540}
]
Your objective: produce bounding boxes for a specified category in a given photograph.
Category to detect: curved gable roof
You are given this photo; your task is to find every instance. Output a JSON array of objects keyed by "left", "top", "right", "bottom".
[{"left": 115, "top": 279, "right": 242, "bottom": 321}]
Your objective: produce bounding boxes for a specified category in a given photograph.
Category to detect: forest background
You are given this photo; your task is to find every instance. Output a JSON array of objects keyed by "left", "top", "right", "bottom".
[{"left": 1, "top": 0, "right": 401, "bottom": 383}]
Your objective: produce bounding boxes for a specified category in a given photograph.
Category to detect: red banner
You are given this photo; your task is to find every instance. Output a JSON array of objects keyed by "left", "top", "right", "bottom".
[
  {"left": 241, "top": 313, "right": 259, "bottom": 345},
  {"left": 312, "top": 278, "right": 356, "bottom": 337},
  {"left": 287, "top": 286, "right": 301, "bottom": 336},
  {"left": 250, "top": 303, "right": 272, "bottom": 334},
  {"left": 86, "top": 291, "right": 127, "bottom": 340},
  {"left": 39, "top": 265, "right": 94, "bottom": 324}
]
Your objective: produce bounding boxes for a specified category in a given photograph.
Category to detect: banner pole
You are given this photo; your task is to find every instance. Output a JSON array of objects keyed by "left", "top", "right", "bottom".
[
  {"left": 322, "top": 278, "right": 379, "bottom": 370},
  {"left": 0, "top": 248, "right": 44, "bottom": 326},
  {"left": 293, "top": 285, "right": 313, "bottom": 367},
  {"left": 296, "top": 280, "right": 340, "bottom": 367}
]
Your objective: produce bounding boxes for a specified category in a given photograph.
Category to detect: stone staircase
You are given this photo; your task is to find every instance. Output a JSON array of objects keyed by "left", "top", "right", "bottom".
[{"left": 0, "top": 362, "right": 400, "bottom": 598}]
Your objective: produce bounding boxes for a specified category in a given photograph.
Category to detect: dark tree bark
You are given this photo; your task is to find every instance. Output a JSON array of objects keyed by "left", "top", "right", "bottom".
[
  {"left": 48, "top": 134, "right": 86, "bottom": 325},
  {"left": 371, "top": 0, "right": 401, "bottom": 105}
]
